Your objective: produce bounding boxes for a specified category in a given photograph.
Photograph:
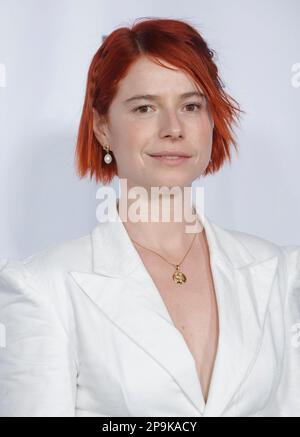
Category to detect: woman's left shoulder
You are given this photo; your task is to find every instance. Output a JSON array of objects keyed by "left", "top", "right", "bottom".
[
  {"left": 216, "top": 222, "right": 300, "bottom": 294},
  {"left": 271, "top": 245, "right": 300, "bottom": 416},
  {"left": 281, "top": 245, "right": 300, "bottom": 278},
  {"left": 230, "top": 232, "right": 300, "bottom": 415}
]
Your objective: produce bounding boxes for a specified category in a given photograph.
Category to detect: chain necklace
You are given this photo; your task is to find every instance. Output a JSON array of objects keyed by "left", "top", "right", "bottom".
[
  {"left": 129, "top": 230, "right": 197, "bottom": 285},
  {"left": 116, "top": 200, "right": 199, "bottom": 285}
]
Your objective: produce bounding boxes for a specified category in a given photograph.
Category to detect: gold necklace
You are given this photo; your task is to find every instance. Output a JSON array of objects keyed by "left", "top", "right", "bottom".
[
  {"left": 116, "top": 200, "right": 199, "bottom": 284},
  {"left": 129, "top": 231, "right": 197, "bottom": 285}
]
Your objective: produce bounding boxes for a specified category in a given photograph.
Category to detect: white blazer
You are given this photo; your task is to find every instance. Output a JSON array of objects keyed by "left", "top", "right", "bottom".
[{"left": 0, "top": 202, "right": 299, "bottom": 417}]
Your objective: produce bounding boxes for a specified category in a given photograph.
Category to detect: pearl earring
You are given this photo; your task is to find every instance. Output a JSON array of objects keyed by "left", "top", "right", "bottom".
[{"left": 103, "top": 145, "right": 112, "bottom": 164}]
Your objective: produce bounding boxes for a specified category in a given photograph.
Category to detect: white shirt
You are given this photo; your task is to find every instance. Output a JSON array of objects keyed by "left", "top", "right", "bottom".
[{"left": 0, "top": 202, "right": 299, "bottom": 417}]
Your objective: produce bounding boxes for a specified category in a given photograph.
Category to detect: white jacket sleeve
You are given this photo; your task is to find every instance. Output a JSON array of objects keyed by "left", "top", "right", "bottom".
[
  {"left": 0, "top": 258, "right": 77, "bottom": 417},
  {"left": 274, "top": 246, "right": 300, "bottom": 416}
]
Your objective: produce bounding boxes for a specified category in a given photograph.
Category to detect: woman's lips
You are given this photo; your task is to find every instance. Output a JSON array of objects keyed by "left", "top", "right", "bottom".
[{"left": 148, "top": 154, "right": 191, "bottom": 165}]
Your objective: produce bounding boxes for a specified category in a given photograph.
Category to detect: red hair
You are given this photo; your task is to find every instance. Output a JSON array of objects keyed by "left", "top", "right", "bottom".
[{"left": 75, "top": 17, "right": 244, "bottom": 185}]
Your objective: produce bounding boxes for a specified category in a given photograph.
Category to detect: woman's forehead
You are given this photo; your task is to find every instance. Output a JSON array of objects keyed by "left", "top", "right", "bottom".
[{"left": 116, "top": 59, "right": 202, "bottom": 101}]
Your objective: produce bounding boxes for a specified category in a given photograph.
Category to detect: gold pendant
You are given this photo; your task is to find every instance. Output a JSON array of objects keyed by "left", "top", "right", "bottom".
[{"left": 172, "top": 265, "right": 187, "bottom": 284}]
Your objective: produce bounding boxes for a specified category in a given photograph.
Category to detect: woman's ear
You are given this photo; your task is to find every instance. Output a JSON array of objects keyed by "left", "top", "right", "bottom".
[{"left": 92, "top": 108, "right": 110, "bottom": 146}]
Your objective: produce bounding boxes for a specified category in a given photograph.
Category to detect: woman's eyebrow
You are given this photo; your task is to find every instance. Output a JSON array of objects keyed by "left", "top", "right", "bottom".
[{"left": 123, "top": 91, "right": 205, "bottom": 105}]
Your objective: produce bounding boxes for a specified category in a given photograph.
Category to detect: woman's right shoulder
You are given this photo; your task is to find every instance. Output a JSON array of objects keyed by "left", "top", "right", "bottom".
[
  {"left": 0, "top": 246, "right": 80, "bottom": 417},
  {"left": 0, "top": 231, "right": 94, "bottom": 363},
  {"left": 1, "top": 231, "right": 92, "bottom": 283},
  {"left": 0, "top": 230, "right": 94, "bottom": 323}
]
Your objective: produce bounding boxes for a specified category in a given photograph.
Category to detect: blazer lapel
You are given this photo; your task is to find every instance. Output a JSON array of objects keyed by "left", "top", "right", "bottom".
[
  {"left": 201, "top": 241, "right": 279, "bottom": 416},
  {"left": 68, "top": 200, "right": 280, "bottom": 416}
]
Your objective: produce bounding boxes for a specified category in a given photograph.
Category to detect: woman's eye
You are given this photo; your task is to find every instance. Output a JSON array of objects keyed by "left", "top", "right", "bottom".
[
  {"left": 132, "top": 103, "right": 202, "bottom": 114},
  {"left": 185, "top": 103, "right": 202, "bottom": 111},
  {"left": 133, "top": 105, "right": 153, "bottom": 113}
]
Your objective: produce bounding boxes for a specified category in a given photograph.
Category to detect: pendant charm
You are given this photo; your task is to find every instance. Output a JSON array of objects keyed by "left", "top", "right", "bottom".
[{"left": 172, "top": 265, "right": 187, "bottom": 284}]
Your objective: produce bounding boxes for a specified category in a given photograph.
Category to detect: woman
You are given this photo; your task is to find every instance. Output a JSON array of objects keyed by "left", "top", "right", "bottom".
[{"left": 0, "top": 17, "right": 299, "bottom": 417}]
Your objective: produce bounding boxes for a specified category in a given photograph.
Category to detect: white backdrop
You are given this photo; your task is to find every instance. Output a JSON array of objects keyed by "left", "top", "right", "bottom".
[{"left": 0, "top": 0, "right": 299, "bottom": 259}]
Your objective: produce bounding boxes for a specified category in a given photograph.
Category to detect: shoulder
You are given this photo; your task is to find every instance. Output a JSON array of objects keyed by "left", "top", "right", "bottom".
[
  {"left": 209, "top": 219, "right": 299, "bottom": 294},
  {"left": 0, "top": 231, "right": 93, "bottom": 332},
  {"left": 23, "top": 231, "right": 92, "bottom": 277},
  {"left": 0, "top": 231, "right": 92, "bottom": 286},
  {"left": 223, "top": 224, "right": 300, "bottom": 300},
  {"left": 227, "top": 227, "right": 282, "bottom": 255},
  {"left": 208, "top": 218, "right": 286, "bottom": 262},
  {"left": 0, "top": 245, "right": 80, "bottom": 416},
  {"left": 280, "top": 245, "right": 300, "bottom": 282}
]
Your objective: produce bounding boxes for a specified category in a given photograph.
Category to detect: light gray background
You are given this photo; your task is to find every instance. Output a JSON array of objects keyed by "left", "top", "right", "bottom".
[{"left": 0, "top": 0, "right": 299, "bottom": 259}]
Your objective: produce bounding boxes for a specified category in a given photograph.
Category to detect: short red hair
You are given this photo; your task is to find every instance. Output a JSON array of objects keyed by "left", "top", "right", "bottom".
[{"left": 75, "top": 17, "right": 244, "bottom": 185}]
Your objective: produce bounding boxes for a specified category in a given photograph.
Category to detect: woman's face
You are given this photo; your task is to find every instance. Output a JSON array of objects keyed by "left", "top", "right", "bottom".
[{"left": 93, "top": 56, "right": 214, "bottom": 192}]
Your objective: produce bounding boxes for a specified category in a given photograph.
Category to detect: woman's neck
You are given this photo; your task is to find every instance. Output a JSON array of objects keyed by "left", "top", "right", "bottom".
[{"left": 116, "top": 196, "right": 202, "bottom": 255}]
